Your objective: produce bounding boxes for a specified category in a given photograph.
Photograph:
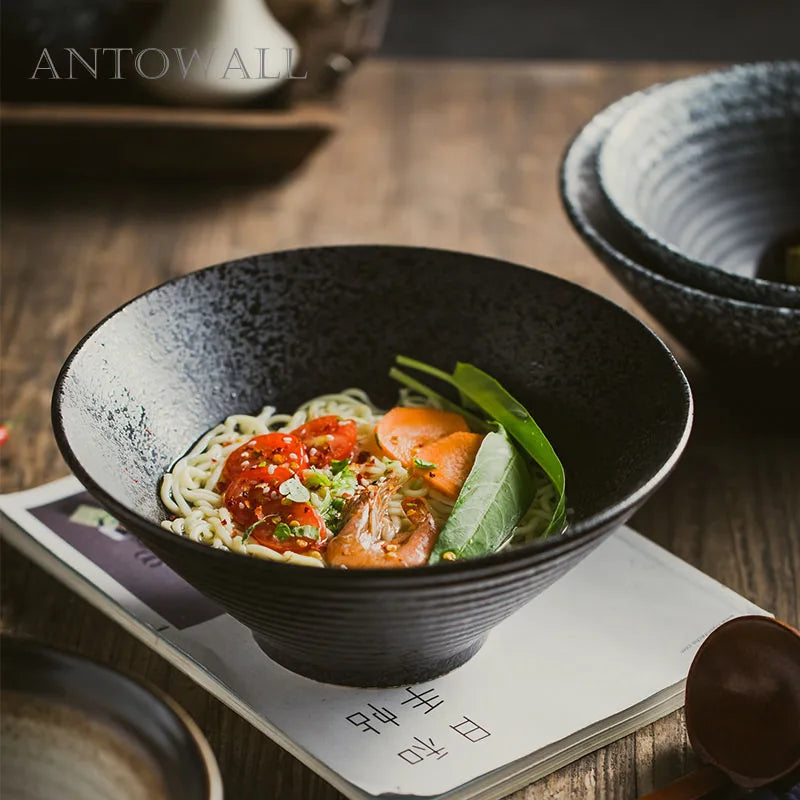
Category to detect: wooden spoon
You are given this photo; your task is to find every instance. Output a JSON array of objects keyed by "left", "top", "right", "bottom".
[{"left": 639, "top": 616, "right": 800, "bottom": 799}]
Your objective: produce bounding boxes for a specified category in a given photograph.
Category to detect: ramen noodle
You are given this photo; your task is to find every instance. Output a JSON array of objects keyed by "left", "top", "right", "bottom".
[{"left": 160, "top": 389, "right": 557, "bottom": 568}]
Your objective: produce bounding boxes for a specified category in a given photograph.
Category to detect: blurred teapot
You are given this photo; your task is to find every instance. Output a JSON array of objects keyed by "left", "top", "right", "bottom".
[{"left": 139, "top": 0, "right": 300, "bottom": 105}]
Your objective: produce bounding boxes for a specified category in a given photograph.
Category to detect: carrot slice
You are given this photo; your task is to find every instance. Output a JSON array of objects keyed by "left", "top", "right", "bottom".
[
  {"left": 415, "top": 431, "right": 485, "bottom": 499},
  {"left": 375, "top": 407, "right": 469, "bottom": 465}
]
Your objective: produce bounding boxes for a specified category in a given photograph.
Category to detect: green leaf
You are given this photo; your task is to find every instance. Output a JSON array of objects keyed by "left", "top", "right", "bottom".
[
  {"left": 396, "top": 356, "right": 566, "bottom": 536},
  {"left": 330, "top": 467, "right": 357, "bottom": 496},
  {"left": 451, "top": 363, "right": 566, "bottom": 534},
  {"left": 294, "top": 525, "right": 320, "bottom": 540},
  {"left": 429, "top": 426, "right": 534, "bottom": 563},
  {"left": 303, "top": 468, "right": 331, "bottom": 489},
  {"left": 241, "top": 519, "right": 264, "bottom": 543},
  {"left": 330, "top": 459, "right": 350, "bottom": 475},
  {"left": 278, "top": 475, "right": 311, "bottom": 503},
  {"left": 273, "top": 522, "right": 292, "bottom": 541},
  {"left": 413, "top": 457, "right": 438, "bottom": 470}
]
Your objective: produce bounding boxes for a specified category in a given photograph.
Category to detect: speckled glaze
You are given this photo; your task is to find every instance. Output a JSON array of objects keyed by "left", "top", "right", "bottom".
[
  {"left": 561, "top": 92, "right": 800, "bottom": 391},
  {"left": 1, "top": 638, "right": 221, "bottom": 800},
  {"left": 598, "top": 62, "right": 800, "bottom": 308},
  {"left": 52, "top": 246, "right": 692, "bottom": 686}
]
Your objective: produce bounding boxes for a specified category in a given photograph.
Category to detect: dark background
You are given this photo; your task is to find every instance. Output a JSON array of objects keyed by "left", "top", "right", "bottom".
[{"left": 381, "top": 0, "right": 800, "bottom": 60}]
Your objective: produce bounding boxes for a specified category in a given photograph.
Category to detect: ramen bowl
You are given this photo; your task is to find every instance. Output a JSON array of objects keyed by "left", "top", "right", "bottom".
[
  {"left": 53, "top": 245, "right": 692, "bottom": 687},
  {"left": 597, "top": 61, "right": 800, "bottom": 308},
  {"left": 561, "top": 91, "right": 800, "bottom": 392},
  {"left": 1, "top": 637, "right": 222, "bottom": 800}
]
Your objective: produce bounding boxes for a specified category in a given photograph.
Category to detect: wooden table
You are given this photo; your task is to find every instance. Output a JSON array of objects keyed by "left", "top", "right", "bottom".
[{"left": 2, "top": 60, "right": 798, "bottom": 799}]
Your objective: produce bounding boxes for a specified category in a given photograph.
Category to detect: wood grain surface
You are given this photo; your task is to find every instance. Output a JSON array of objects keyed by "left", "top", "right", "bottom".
[{"left": 2, "top": 60, "right": 798, "bottom": 799}]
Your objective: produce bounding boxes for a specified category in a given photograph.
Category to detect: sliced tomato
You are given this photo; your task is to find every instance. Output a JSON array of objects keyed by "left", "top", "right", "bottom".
[
  {"left": 219, "top": 432, "right": 308, "bottom": 490},
  {"left": 245, "top": 500, "right": 327, "bottom": 555},
  {"left": 291, "top": 415, "right": 358, "bottom": 468},
  {"left": 223, "top": 465, "right": 295, "bottom": 528}
]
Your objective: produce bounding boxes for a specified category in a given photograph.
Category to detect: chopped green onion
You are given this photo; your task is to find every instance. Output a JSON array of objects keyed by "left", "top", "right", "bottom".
[
  {"left": 304, "top": 468, "right": 331, "bottom": 489},
  {"left": 413, "top": 457, "right": 438, "bottom": 470}
]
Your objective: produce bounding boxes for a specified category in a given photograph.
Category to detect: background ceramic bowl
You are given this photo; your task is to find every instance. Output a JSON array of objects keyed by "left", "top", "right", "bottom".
[
  {"left": 597, "top": 61, "right": 800, "bottom": 308},
  {"left": 53, "top": 246, "right": 692, "bottom": 687},
  {"left": 562, "top": 92, "right": 800, "bottom": 392},
  {"left": 1, "top": 637, "right": 222, "bottom": 800}
]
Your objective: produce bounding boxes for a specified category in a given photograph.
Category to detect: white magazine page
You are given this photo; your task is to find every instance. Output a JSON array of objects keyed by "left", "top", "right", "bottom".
[{"left": 0, "top": 478, "right": 767, "bottom": 800}]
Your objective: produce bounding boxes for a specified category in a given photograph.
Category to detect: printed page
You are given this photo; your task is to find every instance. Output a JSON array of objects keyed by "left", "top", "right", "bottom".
[{"left": 0, "top": 478, "right": 766, "bottom": 800}]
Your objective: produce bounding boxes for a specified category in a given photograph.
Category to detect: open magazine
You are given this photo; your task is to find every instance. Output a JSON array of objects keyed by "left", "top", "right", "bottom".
[{"left": 0, "top": 477, "right": 766, "bottom": 800}]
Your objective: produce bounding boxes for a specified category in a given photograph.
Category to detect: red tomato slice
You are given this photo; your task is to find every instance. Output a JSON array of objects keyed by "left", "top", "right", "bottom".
[
  {"left": 246, "top": 500, "right": 327, "bottom": 555},
  {"left": 291, "top": 415, "right": 358, "bottom": 468},
  {"left": 223, "top": 465, "right": 295, "bottom": 528},
  {"left": 219, "top": 432, "right": 308, "bottom": 490}
]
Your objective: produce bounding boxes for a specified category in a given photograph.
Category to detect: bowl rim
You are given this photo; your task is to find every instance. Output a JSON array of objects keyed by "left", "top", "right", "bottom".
[
  {"left": 560, "top": 83, "right": 800, "bottom": 319},
  {"left": 1, "top": 635, "right": 223, "bottom": 800},
  {"left": 52, "top": 244, "right": 694, "bottom": 580},
  {"left": 596, "top": 60, "right": 800, "bottom": 303}
]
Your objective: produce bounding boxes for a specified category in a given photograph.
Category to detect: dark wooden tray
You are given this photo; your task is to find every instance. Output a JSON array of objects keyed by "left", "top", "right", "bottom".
[{"left": 1, "top": 101, "right": 340, "bottom": 179}]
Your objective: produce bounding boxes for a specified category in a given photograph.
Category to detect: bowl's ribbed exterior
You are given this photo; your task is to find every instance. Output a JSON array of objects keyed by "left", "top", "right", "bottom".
[{"left": 127, "top": 514, "right": 611, "bottom": 686}]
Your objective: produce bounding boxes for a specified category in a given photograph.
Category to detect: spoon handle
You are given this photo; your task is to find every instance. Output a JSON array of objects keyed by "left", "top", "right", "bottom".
[{"left": 637, "top": 764, "right": 729, "bottom": 800}]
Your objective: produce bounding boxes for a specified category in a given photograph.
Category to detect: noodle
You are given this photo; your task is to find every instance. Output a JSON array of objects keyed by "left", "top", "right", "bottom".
[{"left": 160, "top": 389, "right": 553, "bottom": 566}]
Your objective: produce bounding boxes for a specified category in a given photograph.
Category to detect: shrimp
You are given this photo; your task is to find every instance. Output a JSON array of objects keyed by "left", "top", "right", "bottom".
[{"left": 325, "top": 477, "right": 440, "bottom": 569}]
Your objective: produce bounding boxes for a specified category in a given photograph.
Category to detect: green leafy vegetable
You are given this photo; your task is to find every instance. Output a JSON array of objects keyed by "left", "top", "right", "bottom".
[
  {"left": 273, "top": 522, "right": 292, "bottom": 541},
  {"left": 429, "top": 426, "right": 533, "bottom": 563},
  {"left": 241, "top": 519, "right": 263, "bottom": 543},
  {"left": 394, "top": 355, "right": 566, "bottom": 536},
  {"left": 330, "top": 466, "right": 357, "bottom": 496},
  {"left": 413, "top": 457, "right": 438, "bottom": 470},
  {"left": 322, "top": 495, "right": 348, "bottom": 532},
  {"left": 330, "top": 459, "right": 350, "bottom": 475},
  {"left": 303, "top": 468, "right": 331, "bottom": 489},
  {"left": 294, "top": 525, "right": 320, "bottom": 541}
]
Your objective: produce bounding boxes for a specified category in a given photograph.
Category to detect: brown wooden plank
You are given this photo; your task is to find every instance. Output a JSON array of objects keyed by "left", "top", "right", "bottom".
[
  {"left": 2, "top": 59, "right": 797, "bottom": 800},
  {"left": 0, "top": 102, "right": 340, "bottom": 130}
]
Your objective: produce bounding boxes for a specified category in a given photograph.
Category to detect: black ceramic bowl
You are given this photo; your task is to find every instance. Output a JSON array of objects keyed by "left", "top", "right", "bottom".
[
  {"left": 53, "top": 246, "right": 692, "bottom": 687},
  {"left": 562, "top": 93, "right": 800, "bottom": 390},
  {"left": 1, "top": 637, "right": 222, "bottom": 800},
  {"left": 598, "top": 62, "right": 800, "bottom": 308}
]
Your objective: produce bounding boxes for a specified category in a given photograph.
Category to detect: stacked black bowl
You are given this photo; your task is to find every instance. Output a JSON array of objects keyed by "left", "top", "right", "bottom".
[{"left": 560, "top": 61, "right": 800, "bottom": 398}]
